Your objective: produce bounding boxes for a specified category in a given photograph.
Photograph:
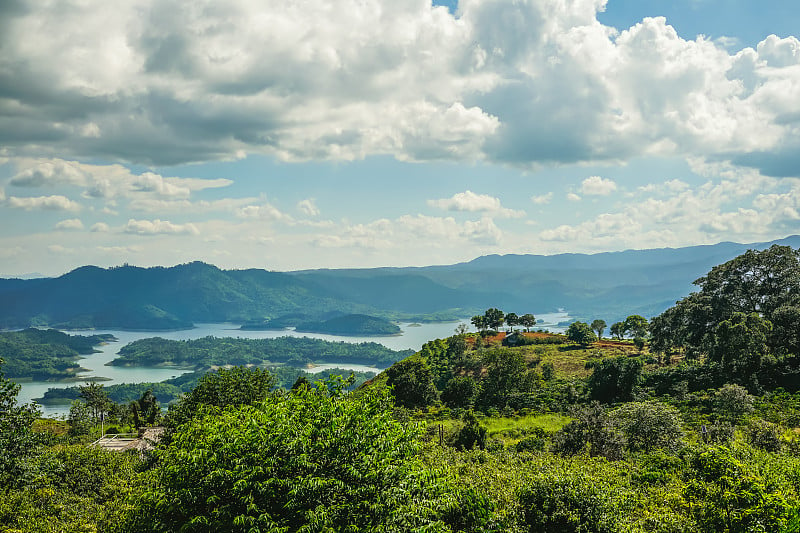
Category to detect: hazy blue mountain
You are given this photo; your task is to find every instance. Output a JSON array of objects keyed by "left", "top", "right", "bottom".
[{"left": 1, "top": 236, "right": 798, "bottom": 329}]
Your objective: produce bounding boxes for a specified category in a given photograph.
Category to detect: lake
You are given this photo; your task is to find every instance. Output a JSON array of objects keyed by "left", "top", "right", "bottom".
[{"left": 16, "top": 311, "right": 571, "bottom": 418}]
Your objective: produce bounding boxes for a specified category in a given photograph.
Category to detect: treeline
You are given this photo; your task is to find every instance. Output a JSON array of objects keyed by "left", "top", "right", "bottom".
[
  {"left": 110, "top": 335, "right": 413, "bottom": 369},
  {"left": 0, "top": 328, "right": 113, "bottom": 380}
]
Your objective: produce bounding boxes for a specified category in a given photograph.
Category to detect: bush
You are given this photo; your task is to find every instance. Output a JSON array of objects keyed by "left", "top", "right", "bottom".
[
  {"left": 124, "top": 379, "right": 444, "bottom": 531},
  {"left": 518, "top": 472, "right": 618, "bottom": 533},
  {"left": 611, "top": 401, "right": 684, "bottom": 453},
  {"left": 746, "top": 419, "right": 783, "bottom": 452}
]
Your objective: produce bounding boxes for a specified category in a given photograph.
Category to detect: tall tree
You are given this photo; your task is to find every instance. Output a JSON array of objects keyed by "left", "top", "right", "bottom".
[
  {"left": 483, "top": 308, "right": 505, "bottom": 331},
  {"left": 520, "top": 313, "right": 537, "bottom": 332},
  {"left": 623, "top": 315, "right": 649, "bottom": 338},
  {"left": 79, "top": 382, "right": 111, "bottom": 425},
  {"left": 505, "top": 312, "right": 519, "bottom": 333},
  {"left": 470, "top": 315, "right": 487, "bottom": 332},
  {"left": 610, "top": 321, "right": 625, "bottom": 340},
  {"left": 590, "top": 319, "right": 607, "bottom": 340},
  {"left": 566, "top": 321, "right": 597, "bottom": 347},
  {"left": 0, "top": 358, "right": 41, "bottom": 485}
]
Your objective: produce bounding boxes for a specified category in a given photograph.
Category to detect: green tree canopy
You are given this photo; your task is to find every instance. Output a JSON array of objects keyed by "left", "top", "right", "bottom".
[
  {"left": 590, "top": 319, "right": 607, "bottom": 340},
  {"left": 125, "top": 379, "right": 443, "bottom": 532},
  {"left": 566, "top": 321, "right": 597, "bottom": 347},
  {"left": 167, "top": 367, "right": 276, "bottom": 428},
  {"left": 385, "top": 358, "right": 438, "bottom": 409},
  {"left": 520, "top": 313, "right": 537, "bottom": 331},
  {"left": 483, "top": 308, "right": 505, "bottom": 331}
]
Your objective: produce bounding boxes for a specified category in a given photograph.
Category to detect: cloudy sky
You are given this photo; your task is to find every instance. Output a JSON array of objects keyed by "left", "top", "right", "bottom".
[{"left": 2, "top": 0, "right": 800, "bottom": 277}]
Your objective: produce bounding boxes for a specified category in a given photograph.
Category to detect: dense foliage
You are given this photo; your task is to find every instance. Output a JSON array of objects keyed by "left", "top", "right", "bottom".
[
  {"left": 295, "top": 313, "right": 402, "bottom": 335},
  {"left": 5, "top": 246, "right": 800, "bottom": 531},
  {"left": 110, "top": 335, "right": 413, "bottom": 369},
  {"left": 0, "top": 328, "right": 112, "bottom": 380},
  {"left": 125, "top": 379, "right": 445, "bottom": 532}
]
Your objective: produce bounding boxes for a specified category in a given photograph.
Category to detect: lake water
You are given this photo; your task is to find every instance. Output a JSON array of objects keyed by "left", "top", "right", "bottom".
[{"left": 16, "top": 312, "right": 571, "bottom": 418}]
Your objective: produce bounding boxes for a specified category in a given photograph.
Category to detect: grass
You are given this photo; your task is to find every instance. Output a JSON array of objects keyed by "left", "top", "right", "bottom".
[{"left": 433, "top": 413, "right": 572, "bottom": 446}]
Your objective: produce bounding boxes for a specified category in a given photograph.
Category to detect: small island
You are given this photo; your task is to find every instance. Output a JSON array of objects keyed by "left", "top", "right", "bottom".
[
  {"left": 0, "top": 328, "right": 115, "bottom": 381},
  {"left": 294, "top": 314, "right": 401, "bottom": 336}
]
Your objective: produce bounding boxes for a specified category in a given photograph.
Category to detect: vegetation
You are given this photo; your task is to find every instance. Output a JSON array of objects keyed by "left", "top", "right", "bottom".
[
  {"left": 109, "top": 334, "right": 413, "bottom": 369},
  {"left": 0, "top": 328, "right": 113, "bottom": 380},
  {"left": 295, "top": 313, "right": 402, "bottom": 335},
  {"left": 4, "top": 246, "right": 800, "bottom": 531}
]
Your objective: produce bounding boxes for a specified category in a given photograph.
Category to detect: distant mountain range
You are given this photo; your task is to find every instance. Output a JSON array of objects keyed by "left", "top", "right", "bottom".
[{"left": 2, "top": 236, "right": 799, "bottom": 330}]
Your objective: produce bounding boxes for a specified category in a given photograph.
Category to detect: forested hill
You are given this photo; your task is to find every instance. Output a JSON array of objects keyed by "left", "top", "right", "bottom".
[{"left": 2, "top": 236, "right": 799, "bottom": 330}]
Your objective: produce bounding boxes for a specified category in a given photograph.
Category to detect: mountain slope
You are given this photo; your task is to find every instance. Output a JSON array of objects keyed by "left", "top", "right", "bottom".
[{"left": 2, "top": 236, "right": 799, "bottom": 329}]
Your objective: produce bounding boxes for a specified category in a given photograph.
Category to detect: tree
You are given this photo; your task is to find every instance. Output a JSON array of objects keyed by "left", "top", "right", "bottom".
[
  {"left": 441, "top": 377, "right": 476, "bottom": 409},
  {"left": 610, "top": 321, "right": 625, "bottom": 341},
  {"left": 550, "top": 402, "right": 623, "bottom": 460},
  {"left": 566, "top": 321, "right": 597, "bottom": 347},
  {"left": 79, "top": 382, "right": 111, "bottom": 425},
  {"left": 708, "top": 312, "right": 771, "bottom": 381},
  {"left": 714, "top": 383, "right": 754, "bottom": 424},
  {"left": 520, "top": 313, "right": 537, "bottom": 332},
  {"left": 168, "top": 367, "right": 275, "bottom": 428},
  {"left": 590, "top": 319, "right": 607, "bottom": 340},
  {"left": 611, "top": 401, "right": 684, "bottom": 453},
  {"left": 385, "top": 358, "right": 438, "bottom": 409},
  {"left": 130, "top": 389, "right": 160, "bottom": 428},
  {"left": 0, "top": 358, "right": 41, "bottom": 485},
  {"left": 68, "top": 399, "right": 93, "bottom": 437},
  {"left": 475, "top": 349, "right": 529, "bottom": 408},
  {"left": 483, "top": 308, "right": 505, "bottom": 331},
  {"left": 651, "top": 245, "right": 800, "bottom": 358},
  {"left": 125, "top": 379, "right": 444, "bottom": 531},
  {"left": 587, "top": 356, "right": 643, "bottom": 403},
  {"left": 453, "top": 410, "right": 487, "bottom": 450},
  {"left": 505, "top": 312, "right": 519, "bottom": 332},
  {"left": 470, "top": 315, "right": 487, "bottom": 332},
  {"left": 623, "top": 315, "right": 649, "bottom": 339}
]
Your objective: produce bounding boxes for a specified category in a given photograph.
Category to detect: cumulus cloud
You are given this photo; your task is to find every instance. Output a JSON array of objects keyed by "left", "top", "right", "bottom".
[
  {"left": 90, "top": 222, "right": 110, "bottom": 233},
  {"left": 428, "top": 190, "right": 524, "bottom": 218},
  {"left": 55, "top": 218, "right": 84, "bottom": 231},
  {"left": 236, "top": 202, "right": 293, "bottom": 223},
  {"left": 9, "top": 159, "right": 232, "bottom": 199},
  {"left": 566, "top": 192, "right": 582, "bottom": 202},
  {"left": 531, "top": 192, "right": 553, "bottom": 205},
  {"left": 0, "top": 1, "right": 797, "bottom": 172},
  {"left": 124, "top": 219, "right": 199, "bottom": 236},
  {"left": 297, "top": 198, "right": 320, "bottom": 216},
  {"left": 580, "top": 176, "right": 617, "bottom": 196},
  {"left": 6, "top": 195, "right": 81, "bottom": 211},
  {"left": 315, "top": 213, "right": 503, "bottom": 250}
]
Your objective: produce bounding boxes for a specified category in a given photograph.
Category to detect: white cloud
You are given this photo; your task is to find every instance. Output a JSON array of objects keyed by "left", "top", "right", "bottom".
[
  {"left": 566, "top": 192, "right": 582, "bottom": 202},
  {"left": 580, "top": 176, "right": 617, "bottom": 196},
  {"left": 90, "top": 222, "right": 110, "bottom": 233},
  {"left": 315, "top": 213, "right": 503, "bottom": 250},
  {"left": 531, "top": 192, "right": 553, "bottom": 205},
  {"left": 9, "top": 159, "right": 232, "bottom": 200},
  {"left": 428, "top": 190, "right": 524, "bottom": 218},
  {"left": 124, "top": 219, "right": 200, "bottom": 236},
  {"left": 55, "top": 218, "right": 84, "bottom": 231},
  {"left": 297, "top": 198, "right": 320, "bottom": 216},
  {"left": 0, "top": 1, "right": 797, "bottom": 173},
  {"left": 6, "top": 195, "right": 81, "bottom": 211},
  {"left": 236, "top": 203, "right": 293, "bottom": 223}
]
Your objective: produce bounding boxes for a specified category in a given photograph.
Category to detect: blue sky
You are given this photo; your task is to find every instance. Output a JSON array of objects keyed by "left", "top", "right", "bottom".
[{"left": 1, "top": 0, "right": 800, "bottom": 276}]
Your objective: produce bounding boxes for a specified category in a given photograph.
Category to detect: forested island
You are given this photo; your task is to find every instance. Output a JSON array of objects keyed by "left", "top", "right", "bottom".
[
  {"left": 108, "top": 335, "right": 412, "bottom": 369},
  {"left": 3, "top": 245, "right": 800, "bottom": 531},
  {"left": 241, "top": 312, "right": 402, "bottom": 336},
  {"left": 0, "top": 328, "right": 114, "bottom": 380}
]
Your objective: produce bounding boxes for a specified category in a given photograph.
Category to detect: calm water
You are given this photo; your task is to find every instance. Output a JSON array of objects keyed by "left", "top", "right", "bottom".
[{"left": 16, "top": 312, "right": 570, "bottom": 418}]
